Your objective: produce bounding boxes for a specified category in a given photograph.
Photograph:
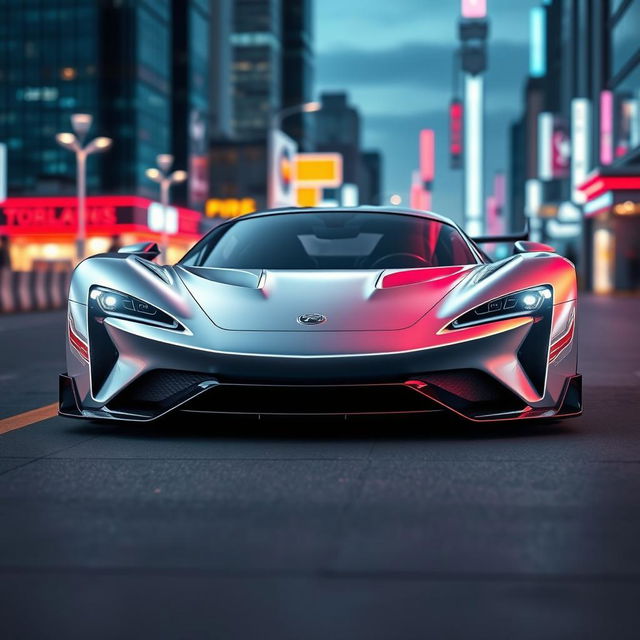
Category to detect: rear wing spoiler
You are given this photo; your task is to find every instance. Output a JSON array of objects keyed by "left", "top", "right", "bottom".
[{"left": 471, "top": 222, "right": 529, "bottom": 244}]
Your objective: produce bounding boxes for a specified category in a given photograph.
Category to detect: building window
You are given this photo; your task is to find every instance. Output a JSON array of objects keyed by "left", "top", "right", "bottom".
[
  {"left": 613, "top": 63, "right": 640, "bottom": 159},
  {"left": 612, "top": 0, "right": 640, "bottom": 78}
]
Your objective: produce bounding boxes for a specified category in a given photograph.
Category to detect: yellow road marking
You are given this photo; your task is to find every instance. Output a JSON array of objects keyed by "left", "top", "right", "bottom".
[{"left": 0, "top": 403, "right": 59, "bottom": 435}]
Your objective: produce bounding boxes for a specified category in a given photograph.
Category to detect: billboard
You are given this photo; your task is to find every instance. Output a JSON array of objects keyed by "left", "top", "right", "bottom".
[
  {"left": 268, "top": 129, "right": 298, "bottom": 208},
  {"left": 600, "top": 90, "right": 614, "bottom": 166},
  {"left": 188, "top": 109, "right": 209, "bottom": 208},
  {"left": 294, "top": 153, "right": 343, "bottom": 188},
  {"left": 0, "top": 196, "right": 201, "bottom": 239},
  {"left": 571, "top": 98, "right": 591, "bottom": 204},
  {"left": 538, "top": 113, "right": 570, "bottom": 181},
  {"left": 551, "top": 117, "right": 571, "bottom": 179}
]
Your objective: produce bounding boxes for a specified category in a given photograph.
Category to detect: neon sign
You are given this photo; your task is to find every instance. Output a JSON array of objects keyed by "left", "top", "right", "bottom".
[
  {"left": 205, "top": 198, "right": 257, "bottom": 218},
  {"left": 0, "top": 196, "right": 201, "bottom": 237}
]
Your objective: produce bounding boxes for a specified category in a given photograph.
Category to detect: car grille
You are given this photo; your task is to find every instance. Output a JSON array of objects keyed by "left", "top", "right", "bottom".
[
  {"left": 181, "top": 383, "right": 442, "bottom": 415},
  {"left": 418, "top": 369, "right": 525, "bottom": 416},
  {"left": 109, "top": 369, "right": 214, "bottom": 410},
  {"left": 108, "top": 368, "right": 524, "bottom": 419}
]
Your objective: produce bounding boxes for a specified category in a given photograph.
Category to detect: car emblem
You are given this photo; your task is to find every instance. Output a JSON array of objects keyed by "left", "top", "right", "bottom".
[{"left": 297, "top": 313, "right": 327, "bottom": 326}]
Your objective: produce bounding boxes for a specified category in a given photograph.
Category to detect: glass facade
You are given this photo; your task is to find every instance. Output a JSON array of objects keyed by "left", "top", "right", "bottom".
[
  {"left": 0, "top": 0, "right": 100, "bottom": 193},
  {"left": 611, "top": 0, "right": 640, "bottom": 162},
  {"left": 171, "top": 0, "right": 211, "bottom": 209},
  {"left": 613, "top": 64, "right": 640, "bottom": 160},
  {"left": 0, "top": 0, "right": 172, "bottom": 197},
  {"left": 133, "top": 0, "right": 171, "bottom": 196},
  {"left": 611, "top": 0, "right": 640, "bottom": 78},
  {"left": 281, "top": 0, "right": 314, "bottom": 149},
  {"left": 232, "top": 0, "right": 282, "bottom": 140}
]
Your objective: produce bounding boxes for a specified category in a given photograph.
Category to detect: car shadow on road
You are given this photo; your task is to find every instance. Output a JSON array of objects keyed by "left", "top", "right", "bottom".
[{"left": 65, "top": 412, "right": 579, "bottom": 443}]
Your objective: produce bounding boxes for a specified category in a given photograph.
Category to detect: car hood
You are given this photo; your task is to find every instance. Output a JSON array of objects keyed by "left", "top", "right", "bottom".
[{"left": 176, "top": 265, "right": 476, "bottom": 331}]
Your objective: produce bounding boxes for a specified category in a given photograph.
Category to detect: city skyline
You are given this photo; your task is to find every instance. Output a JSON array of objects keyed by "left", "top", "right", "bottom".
[{"left": 316, "top": 0, "right": 541, "bottom": 222}]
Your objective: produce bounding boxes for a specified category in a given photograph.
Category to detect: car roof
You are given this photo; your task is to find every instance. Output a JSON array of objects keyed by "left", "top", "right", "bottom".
[{"left": 240, "top": 206, "right": 458, "bottom": 228}]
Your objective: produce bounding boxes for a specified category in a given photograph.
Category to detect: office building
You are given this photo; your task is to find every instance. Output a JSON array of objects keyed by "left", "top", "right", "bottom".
[
  {"left": 209, "top": 0, "right": 316, "bottom": 211},
  {"left": 361, "top": 151, "right": 383, "bottom": 206},
  {"left": 0, "top": 0, "right": 176, "bottom": 199},
  {"left": 314, "top": 92, "right": 384, "bottom": 206},
  {"left": 281, "top": 0, "right": 314, "bottom": 149},
  {"left": 509, "top": 0, "right": 640, "bottom": 291},
  {"left": 231, "top": 0, "right": 281, "bottom": 141},
  {"left": 209, "top": 0, "right": 234, "bottom": 141},
  {"left": 172, "top": 0, "right": 212, "bottom": 209}
]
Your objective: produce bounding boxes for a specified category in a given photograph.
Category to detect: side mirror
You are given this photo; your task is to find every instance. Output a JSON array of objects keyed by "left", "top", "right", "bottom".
[
  {"left": 118, "top": 242, "right": 161, "bottom": 261},
  {"left": 514, "top": 240, "right": 556, "bottom": 254}
]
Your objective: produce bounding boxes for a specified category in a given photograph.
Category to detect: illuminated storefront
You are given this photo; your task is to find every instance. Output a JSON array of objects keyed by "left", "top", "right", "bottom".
[
  {"left": 0, "top": 196, "right": 203, "bottom": 270},
  {"left": 580, "top": 172, "right": 640, "bottom": 292}
]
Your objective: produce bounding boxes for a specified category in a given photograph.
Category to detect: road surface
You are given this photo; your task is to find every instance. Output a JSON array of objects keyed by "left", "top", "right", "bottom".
[{"left": 0, "top": 295, "right": 639, "bottom": 639}]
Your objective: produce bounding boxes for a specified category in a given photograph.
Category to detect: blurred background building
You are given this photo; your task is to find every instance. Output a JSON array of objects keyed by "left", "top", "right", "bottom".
[
  {"left": 0, "top": 0, "right": 384, "bottom": 271},
  {"left": 3, "top": 0, "right": 639, "bottom": 294},
  {"left": 315, "top": 93, "right": 382, "bottom": 206},
  {"left": 208, "top": 1, "right": 381, "bottom": 212},
  {"left": 508, "top": 0, "right": 640, "bottom": 292}
]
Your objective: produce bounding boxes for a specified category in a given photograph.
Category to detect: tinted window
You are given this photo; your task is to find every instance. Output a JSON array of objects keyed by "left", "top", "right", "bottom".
[{"left": 182, "top": 212, "right": 478, "bottom": 270}]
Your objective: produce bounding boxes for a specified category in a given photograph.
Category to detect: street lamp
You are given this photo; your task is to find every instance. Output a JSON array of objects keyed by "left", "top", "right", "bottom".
[
  {"left": 268, "top": 101, "right": 322, "bottom": 208},
  {"left": 145, "top": 154, "right": 188, "bottom": 263},
  {"left": 55, "top": 114, "right": 112, "bottom": 261},
  {"left": 271, "top": 100, "right": 321, "bottom": 131}
]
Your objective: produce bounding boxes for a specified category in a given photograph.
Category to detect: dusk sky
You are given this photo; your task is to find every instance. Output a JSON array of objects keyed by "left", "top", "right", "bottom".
[{"left": 315, "top": 0, "right": 540, "bottom": 224}]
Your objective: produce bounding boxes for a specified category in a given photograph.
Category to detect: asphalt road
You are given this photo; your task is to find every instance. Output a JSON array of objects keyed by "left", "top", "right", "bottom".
[{"left": 0, "top": 295, "right": 639, "bottom": 639}]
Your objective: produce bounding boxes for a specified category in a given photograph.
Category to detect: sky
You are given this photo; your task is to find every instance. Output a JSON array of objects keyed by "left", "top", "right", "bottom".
[{"left": 314, "top": 0, "right": 540, "bottom": 225}]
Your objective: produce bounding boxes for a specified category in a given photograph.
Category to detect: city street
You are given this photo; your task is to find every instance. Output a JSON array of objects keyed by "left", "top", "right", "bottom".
[{"left": 0, "top": 295, "right": 639, "bottom": 638}]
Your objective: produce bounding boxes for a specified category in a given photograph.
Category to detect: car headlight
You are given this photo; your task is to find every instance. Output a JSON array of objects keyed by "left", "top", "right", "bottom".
[
  {"left": 89, "top": 287, "right": 182, "bottom": 330},
  {"left": 449, "top": 286, "right": 552, "bottom": 329}
]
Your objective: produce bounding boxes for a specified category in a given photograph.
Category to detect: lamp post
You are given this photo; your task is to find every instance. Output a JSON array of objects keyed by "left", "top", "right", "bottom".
[
  {"left": 267, "top": 101, "right": 322, "bottom": 208},
  {"left": 56, "top": 114, "right": 112, "bottom": 261},
  {"left": 145, "top": 154, "right": 188, "bottom": 263},
  {"left": 271, "top": 100, "right": 321, "bottom": 132}
]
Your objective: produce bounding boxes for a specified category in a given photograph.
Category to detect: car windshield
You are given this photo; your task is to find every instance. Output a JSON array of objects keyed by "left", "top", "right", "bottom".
[{"left": 181, "top": 211, "right": 479, "bottom": 270}]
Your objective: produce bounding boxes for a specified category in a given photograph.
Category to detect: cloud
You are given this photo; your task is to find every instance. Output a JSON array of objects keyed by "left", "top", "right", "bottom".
[
  {"left": 314, "top": 0, "right": 538, "bottom": 53},
  {"left": 317, "top": 41, "right": 529, "bottom": 93}
]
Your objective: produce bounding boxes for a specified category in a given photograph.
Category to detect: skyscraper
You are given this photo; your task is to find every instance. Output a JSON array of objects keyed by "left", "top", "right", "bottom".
[
  {"left": 315, "top": 93, "right": 361, "bottom": 185},
  {"left": 509, "top": 0, "right": 640, "bottom": 292},
  {"left": 209, "top": 0, "right": 233, "bottom": 141},
  {"left": 0, "top": 0, "right": 173, "bottom": 198},
  {"left": 281, "top": 0, "right": 313, "bottom": 150},
  {"left": 231, "top": 0, "right": 281, "bottom": 141},
  {"left": 209, "top": 0, "right": 315, "bottom": 211},
  {"left": 314, "top": 93, "right": 383, "bottom": 206},
  {"left": 172, "top": 0, "right": 211, "bottom": 209},
  {"left": 0, "top": 0, "right": 213, "bottom": 207}
]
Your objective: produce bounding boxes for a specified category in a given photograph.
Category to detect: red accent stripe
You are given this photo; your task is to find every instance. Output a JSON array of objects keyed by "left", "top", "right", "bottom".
[
  {"left": 380, "top": 266, "right": 465, "bottom": 288},
  {"left": 549, "top": 316, "right": 575, "bottom": 363},
  {"left": 68, "top": 316, "right": 89, "bottom": 361}
]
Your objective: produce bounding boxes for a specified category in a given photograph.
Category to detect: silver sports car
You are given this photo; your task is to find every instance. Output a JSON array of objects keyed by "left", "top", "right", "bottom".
[{"left": 59, "top": 207, "right": 581, "bottom": 423}]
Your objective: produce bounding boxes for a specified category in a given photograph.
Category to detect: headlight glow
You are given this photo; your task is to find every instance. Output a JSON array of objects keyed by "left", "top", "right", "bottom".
[
  {"left": 89, "top": 287, "right": 181, "bottom": 330},
  {"left": 102, "top": 294, "right": 118, "bottom": 311},
  {"left": 450, "top": 286, "right": 552, "bottom": 329}
]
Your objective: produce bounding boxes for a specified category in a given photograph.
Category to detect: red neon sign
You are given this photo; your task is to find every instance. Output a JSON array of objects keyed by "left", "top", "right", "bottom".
[
  {"left": 600, "top": 91, "right": 614, "bottom": 166},
  {"left": 420, "top": 129, "right": 435, "bottom": 184},
  {"left": 449, "top": 100, "right": 463, "bottom": 169},
  {"left": 578, "top": 174, "right": 640, "bottom": 202},
  {"left": 0, "top": 196, "right": 202, "bottom": 238}
]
